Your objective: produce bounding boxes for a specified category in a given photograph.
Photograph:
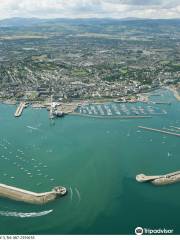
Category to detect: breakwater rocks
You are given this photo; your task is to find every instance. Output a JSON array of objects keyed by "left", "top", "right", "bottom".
[
  {"left": 0, "top": 183, "right": 67, "bottom": 204},
  {"left": 136, "top": 171, "right": 180, "bottom": 186}
]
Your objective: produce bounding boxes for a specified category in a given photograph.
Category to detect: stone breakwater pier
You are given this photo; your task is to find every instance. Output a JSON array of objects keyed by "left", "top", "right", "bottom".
[
  {"left": 14, "top": 102, "right": 28, "bottom": 117},
  {"left": 0, "top": 183, "right": 67, "bottom": 204},
  {"left": 136, "top": 171, "right": 180, "bottom": 186},
  {"left": 138, "top": 126, "right": 180, "bottom": 137}
]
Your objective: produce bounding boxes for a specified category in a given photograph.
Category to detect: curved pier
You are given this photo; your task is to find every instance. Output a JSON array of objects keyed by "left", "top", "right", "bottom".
[
  {"left": 136, "top": 171, "right": 180, "bottom": 186},
  {"left": 0, "top": 183, "right": 67, "bottom": 204}
]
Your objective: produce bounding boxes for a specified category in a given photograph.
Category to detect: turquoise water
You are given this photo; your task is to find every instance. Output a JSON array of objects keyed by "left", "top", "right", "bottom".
[{"left": 0, "top": 89, "right": 180, "bottom": 235}]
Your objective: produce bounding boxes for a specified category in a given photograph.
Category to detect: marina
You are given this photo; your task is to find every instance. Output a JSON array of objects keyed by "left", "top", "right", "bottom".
[{"left": 75, "top": 102, "right": 167, "bottom": 118}]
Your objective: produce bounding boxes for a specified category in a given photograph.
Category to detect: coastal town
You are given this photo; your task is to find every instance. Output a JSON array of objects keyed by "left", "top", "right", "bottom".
[
  {"left": 0, "top": 18, "right": 180, "bottom": 118},
  {"left": 1, "top": 0, "right": 180, "bottom": 235}
]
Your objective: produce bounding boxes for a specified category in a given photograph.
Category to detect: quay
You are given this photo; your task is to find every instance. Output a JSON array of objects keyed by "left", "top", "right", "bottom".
[
  {"left": 14, "top": 102, "right": 27, "bottom": 117},
  {"left": 138, "top": 126, "right": 180, "bottom": 137},
  {"left": 0, "top": 183, "right": 67, "bottom": 204},
  {"left": 136, "top": 171, "right": 180, "bottom": 186}
]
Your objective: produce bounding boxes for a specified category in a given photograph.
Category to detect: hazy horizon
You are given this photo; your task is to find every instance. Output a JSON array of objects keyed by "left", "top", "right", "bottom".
[
  {"left": 1, "top": 16, "right": 180, "bottom": 21},
  {"left": 0, "top": 0, "right": 180, "bottom": 20}
]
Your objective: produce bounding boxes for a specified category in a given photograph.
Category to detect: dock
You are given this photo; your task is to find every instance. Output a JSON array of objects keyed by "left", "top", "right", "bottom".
[
  {"left": 0, "top": 183, "right": 67, "bottom": 204},
  {"left": 14, "top": 102, "right": 27, "bottom": 117},
  {"left": 136, "top": 171, "right": 180, "bottom": 186},
  {"left": 138, "top": 126, "right": 180, "bottom": 137}
]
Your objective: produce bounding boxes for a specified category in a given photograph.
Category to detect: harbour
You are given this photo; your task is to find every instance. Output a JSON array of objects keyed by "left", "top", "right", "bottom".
[
  {"left": 0, "top": 88, "right": 180, "bottom": 234},
  {"left": 9, "top": 89, "right": 171, "bottom": 120}
]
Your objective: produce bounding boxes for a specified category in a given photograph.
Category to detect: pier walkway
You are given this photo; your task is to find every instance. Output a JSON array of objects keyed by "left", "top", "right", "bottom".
[
  {"left": 14, "top": 102, "right": 27, "bottom": 117},
  {"left": 0, "top": 183, "right": 67, "bottom": 204},
  {"left": 136, "top": 171, "right": 180, "bottom": 186},
  {"left": 138, "top": 126, "right": 180, "bottom": 137}
]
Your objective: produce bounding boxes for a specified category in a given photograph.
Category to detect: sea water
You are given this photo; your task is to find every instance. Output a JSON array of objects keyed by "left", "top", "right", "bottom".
[{"left": 0, "top": 88, "right": 180, "bottom": 234}]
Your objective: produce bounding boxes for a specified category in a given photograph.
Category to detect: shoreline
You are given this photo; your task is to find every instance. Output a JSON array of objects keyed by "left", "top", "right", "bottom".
[
  {"left": 0, "top": 95, "right": 149, "bottom": 116},
  {"left": 167, "top": 86, "right": 180, "bottom": 101},
  {"left": 0, "top": 86, "right": 176, "bottom": 118},
  {"left": 0, "top": 92, "right": 149, "bottom": 108}
]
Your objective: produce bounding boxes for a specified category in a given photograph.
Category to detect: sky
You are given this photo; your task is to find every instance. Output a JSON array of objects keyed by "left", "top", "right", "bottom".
[{"left": 0, "top": 0, "right": 180, "bottom": 20}]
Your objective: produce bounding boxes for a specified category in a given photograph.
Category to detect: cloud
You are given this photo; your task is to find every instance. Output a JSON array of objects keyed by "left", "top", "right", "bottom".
[
  {"left": 120, "top": 0, "right": 162, "bottom": 5},
  {"left": 0, "top": 0, "right": 180, "bottom": 19}
]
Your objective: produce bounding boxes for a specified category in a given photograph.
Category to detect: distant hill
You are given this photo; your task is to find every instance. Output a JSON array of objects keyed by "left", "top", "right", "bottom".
[
  {"left": 1, "top": 17, "right": 180, "bottom": 27},
  {"left": 0, "top": 17, "right": 47, "bottom": 27},
  {"left": 0, "top": 17, "right": 141, "bottom": 27}
]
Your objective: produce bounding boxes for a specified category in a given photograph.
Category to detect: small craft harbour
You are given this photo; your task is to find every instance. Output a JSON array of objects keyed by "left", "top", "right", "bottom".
[{"left": 0, "top": 88, "right": 180, "bottom": 234}]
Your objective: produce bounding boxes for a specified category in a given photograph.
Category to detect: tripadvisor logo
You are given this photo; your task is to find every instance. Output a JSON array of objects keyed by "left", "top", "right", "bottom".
[
  {"left": 135, "top": 227, "right": 143, "bottom": 235},
  {"left": 135, "top": 227, "right": 174, "bottom": 235}
]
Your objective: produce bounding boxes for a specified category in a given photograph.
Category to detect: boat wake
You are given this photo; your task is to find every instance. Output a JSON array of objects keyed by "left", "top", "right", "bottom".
[
  {"left": 27, "top": 126, "right": 39, "bottom": 131},
  {"left": 69, "top": 186, "right": 73, "bottom": 201},
  {"left": 0, "top": 209, "right": 53, "bottom": 218},
  {"left": 75, "top": 187, "right": 81, "bottom": 201},
  {"left": 68, "top": 186, "right": 81, "bottom": 202}
]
